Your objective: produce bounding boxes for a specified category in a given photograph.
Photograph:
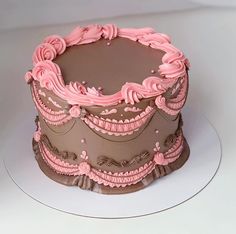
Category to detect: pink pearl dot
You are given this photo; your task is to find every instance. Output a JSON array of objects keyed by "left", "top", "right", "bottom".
[
  {"left": 98, "top": 87, "right": 103, "bottom": 91},
  {"left": 82, "top": 81, "right": 87, "bottom": 85},
  {"left": 151, "top": 69, "right": 156, "bottom": 74},
  {"left": 107, "top": 42, "right": 111, "bottom": 46},
  {"left": 81, "top": 138, "right": 86, "bottom": 143}
]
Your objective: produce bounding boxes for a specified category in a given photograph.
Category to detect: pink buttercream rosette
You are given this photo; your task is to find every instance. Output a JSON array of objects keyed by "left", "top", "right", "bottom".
[
  {"left": 78, "top": 162, "right": 91, "bottom": 175},
  {"left": 69, "top": 105, "right": 81, "bottom": 118},
  {"left": 154, "top": 153, "right": 168, "bottom": 166}
]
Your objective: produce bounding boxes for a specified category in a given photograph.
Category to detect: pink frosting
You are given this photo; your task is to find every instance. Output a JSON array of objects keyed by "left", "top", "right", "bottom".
[
  {"left": 43, "top": 35, "right": 66, "bottom": 55},
  {"left": 118, "top": 27, "right": 155, "bottom": 41},
  {"left": 69, "top": 105, "right": 81, "bottom": 118},
  {"left": 102, "top": 24, "right": 118, "bottom": 40},
  {"left": 28, "top": 24, "right": 189, "bottom": 110},
  {"left": 32, "top": 43, "right": 57, "bottom": 65}
]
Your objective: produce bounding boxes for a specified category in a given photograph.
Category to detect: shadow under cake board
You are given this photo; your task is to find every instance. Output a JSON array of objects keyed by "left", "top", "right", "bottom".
[{"left": 3, "top": 107, "right": 222, "bottom": 219}]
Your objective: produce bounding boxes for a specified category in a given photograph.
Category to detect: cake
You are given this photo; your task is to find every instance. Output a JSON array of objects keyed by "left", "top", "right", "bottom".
[{"left": 25, "top": 24, "right": 190, "bottom": 194}]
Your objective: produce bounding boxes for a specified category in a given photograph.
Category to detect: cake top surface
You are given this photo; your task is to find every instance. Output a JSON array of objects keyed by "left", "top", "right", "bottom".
[
  {"left": 25, "top": 24, "right": 189, "bottom": 107},
  {"left": 54, "top": 37, "right": 164, "bottom": 95}
]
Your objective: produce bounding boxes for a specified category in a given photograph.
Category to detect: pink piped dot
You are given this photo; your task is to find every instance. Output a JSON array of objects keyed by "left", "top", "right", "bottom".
[
  {"left": 151, "top": 69, "right": 156, "bottom": 74},
  {"left": 81, "top": 138, "right": 86, "bottom": 144},
  {"left": 107, "top": 41, "right": 111, "bottom": 46},
  {"left": 82, "top": 81, "right": 87, "bottom": 85}
]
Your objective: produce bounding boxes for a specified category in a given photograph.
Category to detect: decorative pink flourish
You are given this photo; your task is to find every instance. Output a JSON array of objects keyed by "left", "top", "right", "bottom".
[
  {"left": 124, "top": 106, "right": 142, "bottom": 112},
  {"left": 80, "top": 150, "right": 88, "bottom": 160},
  {"left": 100, "top": 108, "right": 117, "bottom": 115},
  {"left": 153, "top": 142, "right": 160, "bottom": 152},
  {"left": 118, "top": 27, "right": 155, "bottom": 41}
]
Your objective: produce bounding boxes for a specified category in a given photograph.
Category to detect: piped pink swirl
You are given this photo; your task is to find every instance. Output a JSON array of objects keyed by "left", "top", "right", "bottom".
[
  {"left": 102, "top": 24, "right": 118, "bottom": 40},
  {"left": 32, "top": 43, "right": 57, "bottom": 65},
  {"left": 32, "top": 60, "right": 61, "bottom": 81},
  {"left": 43, "top": 35, "right": 66, "bottom": 55}
]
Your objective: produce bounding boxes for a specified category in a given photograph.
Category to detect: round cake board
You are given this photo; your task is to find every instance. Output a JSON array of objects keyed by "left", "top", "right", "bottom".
[{"left": 3, "top": 107, "right": 221, "bottom": 218}]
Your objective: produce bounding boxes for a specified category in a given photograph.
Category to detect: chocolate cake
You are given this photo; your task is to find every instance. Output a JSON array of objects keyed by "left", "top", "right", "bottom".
[{"left": 25, "top": 24, "right": 190, "bottom": 194}]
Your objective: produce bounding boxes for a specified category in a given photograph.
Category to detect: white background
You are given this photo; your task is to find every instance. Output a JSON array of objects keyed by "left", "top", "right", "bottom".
[{"left": 0, "top": 1, "right": 235, "bottom": 233}]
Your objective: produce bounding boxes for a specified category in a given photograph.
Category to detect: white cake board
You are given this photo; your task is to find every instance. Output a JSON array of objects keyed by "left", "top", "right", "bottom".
[{"left": 3, "top": 107, "right": 221, "bottom": 218}]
